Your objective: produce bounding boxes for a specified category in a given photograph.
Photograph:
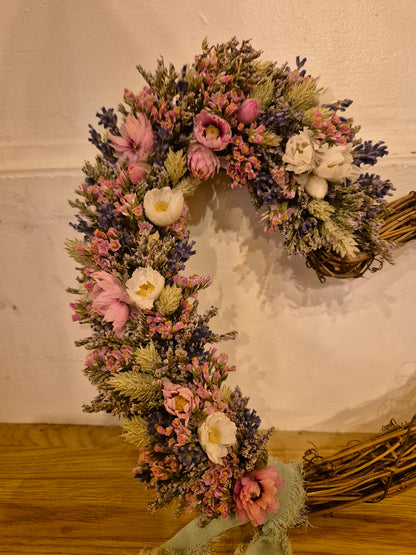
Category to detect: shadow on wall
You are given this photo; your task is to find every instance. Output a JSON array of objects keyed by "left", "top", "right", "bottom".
[
  {"left": 186, "top": 171, "right": 414, "bottom": 319},
  {"left": 308, "top": 363, "right": 416, "bottom": 433}
]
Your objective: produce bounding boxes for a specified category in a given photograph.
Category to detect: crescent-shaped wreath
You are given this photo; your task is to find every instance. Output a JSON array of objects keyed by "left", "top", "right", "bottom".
[{"left": 67, "top": 38, "right": 416, "bottom": 553}]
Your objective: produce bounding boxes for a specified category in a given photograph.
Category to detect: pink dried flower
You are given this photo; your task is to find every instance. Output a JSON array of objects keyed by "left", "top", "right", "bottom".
[
  {"left": 187, "top": 142, "right": 220, "bottom": 180},
  {"left": 193, "top": 110, "right": 232, "bottom": 151},
  {"left": 109, "top": 114, "right": 154, "bottom": 162},
  {"left": 128, "top": 161, "right": 151, "bottom": 184},
  {"left": 237, "top": 98, "right": 261, "bottom": 125},
  {"left": 114, "top": 193, "right": 143, "bottom": 217},
  {"left": 90, "top": 271, "right": 130, "bottom": 336},
  {"left": 163, "top": 380, "right": 194, "bottom": 425},
  {"left": 233, "top": 466, "right": 284, "bottom": 526}
]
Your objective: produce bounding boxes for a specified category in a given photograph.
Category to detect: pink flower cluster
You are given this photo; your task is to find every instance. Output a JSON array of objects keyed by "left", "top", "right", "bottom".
[
  {"left": 124, "top": 87, "right": 158, "bottom": 120},
  {"left": 226, "top": 136, "right": 261, "bottom": 189},
  {"left": 90, "top": 229, "right": 121, "bottom": 270},
  {"left": 207, "top": 90, "right": 245, "bottom": 123},
  {"left": 260, "top": 205, "right": 295, "bottom": 234},
  {"left": 147, "top": 314, "right": 185, "bottom": 339},
  {"left": 312, "top": 109, "right": 353, "bottom": 145},
  {"left": 77, "top": 172, "right": 125, "bottom": 203},
  {"left": 192, "top": 48, "right": 231, "bottom": 92},
  {"left": 184, "top": 457, "right": 239, "bottom": 519},
  {"left": 85, "top": 345, "right": 136, "bottom": 374},
  {"left": 124, "top": 87, "right": 181, "bottom": 132},
  {"left": 187, "top": 96, "right": 261, "bottom": 183},
  {"left": 187, "top": 110, "right": 231, "bottom": 180},
  {"left": 135, "top": 447, "right": 181, "bottom": 484},
  {"left": 271, "top": 168, "right": 299, "bottom": 199},
  {"left": 173, "top": 274, "right": 212, "bottom": 290},
  {"left": 113, "top": 193, "right": 143, "bottom": 218}
]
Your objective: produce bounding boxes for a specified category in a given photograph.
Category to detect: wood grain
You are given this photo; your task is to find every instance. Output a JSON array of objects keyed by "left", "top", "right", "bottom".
[{"left": 0, "top": 424, "right": 415, "bottom": 554}]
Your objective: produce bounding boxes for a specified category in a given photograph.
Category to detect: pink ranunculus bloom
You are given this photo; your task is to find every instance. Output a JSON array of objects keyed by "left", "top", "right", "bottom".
[
  {"left": 233, "top": 466, "right": 284, "bottom": 527},
  {"left": 193, "top": 110, "right": 232, "bottom": 151},
  {"left": 90, "top": 271, "right": 131, "bottom": 336},
  {"left": 187, "top": 142, "right": 220, "bottom": 180},
  {"left": 128, "top": 161, "right": 151, "bottom": 184},
  {"left": 237, "top": 98, "right": 261, "bottom": 125},
  {"left": 163, "top": 380, "right": 194, "bottom": 425},
  {"left": 109, "top": 114, "right": 154, "bottom": 163}
]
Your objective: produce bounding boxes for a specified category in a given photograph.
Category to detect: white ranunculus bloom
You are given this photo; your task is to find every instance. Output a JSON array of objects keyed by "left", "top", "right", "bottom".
[
  {"left": 125, "top": 267, "right": 165, "bottom": 310},
  {"left": 143, "top": 187, "right": 184, "bottom": 226},
  {"left": 282, "top": 127, "right": 316, "bottom": 174},
  {"left": 314, "top": 143, "right": 355, "bottom": 182},
  {"left": 304, "top": 175, "right": 329, "bottom": 199},
  {"left": 198, "top": 412, "right": 237, "bottom": 465}
]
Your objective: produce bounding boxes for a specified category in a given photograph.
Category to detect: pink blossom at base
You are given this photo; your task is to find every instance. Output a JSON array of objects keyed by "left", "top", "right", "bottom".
[
  {"left": 233, "top": 466, "right": 284, "bottom": 527},
  {"left": 163, "top": 380, "right": 194, "bottom": 425},
  {"left": 193, "top": 110, "right": 232, "bottom": 151},
  {"left": 187, "top": 142, "right": 220, "bottom": 180},
  {"left": 90, "top": 271, "right": 130, "bottom": 335},
  {"left": 109, "top": 114, "right": 154, "bottom": 163},
  {"left": 237, "top": 98, "right": 261, "bottom": 125},
  {"left": 128, "top": 161, "right": 151, "bottom": 184}
]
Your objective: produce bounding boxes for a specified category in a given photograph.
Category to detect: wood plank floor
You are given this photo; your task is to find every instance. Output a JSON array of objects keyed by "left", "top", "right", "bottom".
[{"left": 0, "top": 424, "right": 415, "bottom": 554}]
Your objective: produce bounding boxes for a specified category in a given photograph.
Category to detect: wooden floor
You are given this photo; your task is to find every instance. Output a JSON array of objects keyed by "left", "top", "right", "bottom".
[{"left": 1, "top": 423, "right": 415, "bottom": 554}]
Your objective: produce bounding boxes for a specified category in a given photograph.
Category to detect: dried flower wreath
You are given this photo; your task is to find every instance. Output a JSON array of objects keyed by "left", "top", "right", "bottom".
[{"left": 67, "top": 38, "right": 416, "bottom": 554}]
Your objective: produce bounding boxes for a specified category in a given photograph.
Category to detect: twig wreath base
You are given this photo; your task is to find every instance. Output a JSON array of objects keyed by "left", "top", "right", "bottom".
[
  {"left": 304, "top": 415, "right": 416, "bottom": 516},
  {"left": 67, "top": 38, "right": 416, "bottom": 553},
  {"left": 308, "top": 191, "right": 416, "bottom": 281}
]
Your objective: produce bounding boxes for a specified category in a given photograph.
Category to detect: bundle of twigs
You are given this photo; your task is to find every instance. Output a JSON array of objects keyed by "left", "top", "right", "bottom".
[
  {"left": 303, "top": 415, "right": 416, "bottom": 516},
  {"left": 307, "top": 192, "right": 416, "bottom": 281}
]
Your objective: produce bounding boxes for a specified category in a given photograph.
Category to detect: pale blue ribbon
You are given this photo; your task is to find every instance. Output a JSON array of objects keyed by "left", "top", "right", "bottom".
[{"left": 140, "top": 458, "right": 305, "bottom": 555}]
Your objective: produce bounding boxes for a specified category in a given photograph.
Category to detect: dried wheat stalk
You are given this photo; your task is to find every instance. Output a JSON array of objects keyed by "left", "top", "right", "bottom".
[
  {"left": 303, "top": 415, "right": 416, "bottom": 515},
  {"left": 307, "top": 192, "right": 416, "bottom": 281}
]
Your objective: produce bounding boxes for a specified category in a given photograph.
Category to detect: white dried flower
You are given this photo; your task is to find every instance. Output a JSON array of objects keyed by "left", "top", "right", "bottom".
[
  {"left": 282, "top": 127, "right": 316, "bottom": 174},
  {"left": 125, "top": 267, "right": 165, "bottom": 310},
  {"left": 143, "top": 187, "right": 184, "bottom": 227},
  {"left": 315, "top": 143, "right": 356, "bottom": 182},
  {"left": 304, "top": 175, "right": 329, "bottom": 199},
  {"left": 198, "top": 412, "right": 237, "bottom": 465}
]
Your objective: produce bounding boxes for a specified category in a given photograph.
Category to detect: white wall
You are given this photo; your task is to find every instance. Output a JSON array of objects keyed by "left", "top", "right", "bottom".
[{"left": 1, "top": 0, "right": 415, "bottom": 432}]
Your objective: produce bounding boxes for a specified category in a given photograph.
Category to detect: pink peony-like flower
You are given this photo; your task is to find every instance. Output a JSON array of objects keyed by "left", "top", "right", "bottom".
[
  {"left": 233, "top": 466, "right": 284, "bottom": 527},
  {"left": 237, "top": 98, "right": 261, "bottom": 125},
  {"left": 109, "top": 114, "right": 154, "bottom": 163},
  {"left": 163, "top": 380, "right": 194, "bottom": 425},
  {"left": 90, "top": 271, "right": 131, "bottom": 336},
  {"left": 128, "top": 161, "right": 151, "bottom": 184},
  {"left": 193, "top": 110, "right": 232, "bottom": 151},
  {"left": 187, "top": 142, "right": 220, "bottom": 180}
]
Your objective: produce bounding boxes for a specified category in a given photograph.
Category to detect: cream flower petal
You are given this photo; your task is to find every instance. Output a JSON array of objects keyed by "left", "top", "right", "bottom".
[
  {"left": 304, "top": 175, "right": 328, "bottom": 199},
  {"left": 143, "top": 187, "right": 184, "bottom": 227},
  {"left": 125, "top": 267, "right": 165, "bottom": 310},
  {"left": 198, "top": 412, "right": 237, "bottom": 465}
]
